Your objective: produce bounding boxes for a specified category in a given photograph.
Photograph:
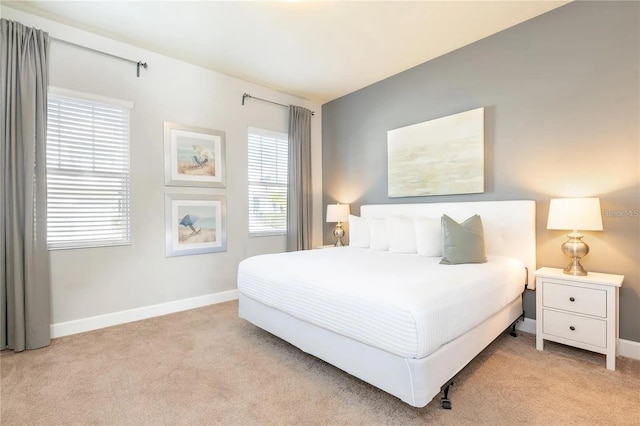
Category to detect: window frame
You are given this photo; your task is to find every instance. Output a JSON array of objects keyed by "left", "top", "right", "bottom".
[
  {"left": 46, "top": 87, "right": 133, "bottom": 250},
  {"left": 247, "top": 127, "right": 288, "bottom": 237}
]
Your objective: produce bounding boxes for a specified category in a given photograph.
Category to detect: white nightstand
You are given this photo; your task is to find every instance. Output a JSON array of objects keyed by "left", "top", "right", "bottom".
[{"left": 535, "top": 267, "right": 623, "bottom": 370}]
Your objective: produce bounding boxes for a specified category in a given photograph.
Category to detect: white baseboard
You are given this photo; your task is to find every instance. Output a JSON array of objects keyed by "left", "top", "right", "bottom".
[
  {"left": 516, "top": 317, "right": 537, "bottom": 334},
  {"left": 50, "top": 299, "right": 640, "bottom": 362},
  {"left": 516, "top": 317, "right": 640, "bottom": 361},
  {"left": 50, "top": 289, "right": 239, "bottom": 338},
  {"left": 618, "top": 338, "right": 640, "bottom": 360}
]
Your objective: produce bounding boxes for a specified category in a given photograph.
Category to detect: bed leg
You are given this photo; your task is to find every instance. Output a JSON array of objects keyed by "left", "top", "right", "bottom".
[
  {"left": 510, "top": 310, "right": 525, "bottom": 337},
  {"left": 440, "top": 381, "right": 453, "bottom": 409},
  {"left": 511, "top": 268, "right": 528, "bottom": 338},
  {"left": 510, "top": 322, "right": 518, "bottom": 337}
]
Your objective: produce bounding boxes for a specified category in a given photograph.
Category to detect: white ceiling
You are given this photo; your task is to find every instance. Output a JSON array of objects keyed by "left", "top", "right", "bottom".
[{"left": 4, "top": 1, "right": 570, "bottom": 103}]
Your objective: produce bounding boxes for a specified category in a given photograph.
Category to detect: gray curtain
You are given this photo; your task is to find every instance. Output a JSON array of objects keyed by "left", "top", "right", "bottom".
[
  {"left": 1, "top": 19, "right": 51, "bottom": 351},
  {"left": 286, "top": 106, "right": 313, "bottom": 251}
]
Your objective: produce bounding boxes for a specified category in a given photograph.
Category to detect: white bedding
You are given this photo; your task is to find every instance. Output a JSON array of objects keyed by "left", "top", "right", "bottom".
[{"left": 238, "top": 247, "right": 525, "bottom": 359}]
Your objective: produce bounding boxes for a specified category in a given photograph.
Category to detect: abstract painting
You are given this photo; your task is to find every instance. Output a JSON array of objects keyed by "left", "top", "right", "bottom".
[
  {"left": 165, "top": 194, "right": 227, "bottom": 257},
  {"left": 387, "top": 108, "right": 484, "bottom": 197},
  {"left": 164, "top": 122, "right": 226, "bottom": 187}
]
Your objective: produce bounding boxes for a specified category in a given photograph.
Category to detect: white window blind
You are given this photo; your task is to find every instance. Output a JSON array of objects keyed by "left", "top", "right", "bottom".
[
  {"left": 46, "top": 90, "right": 132, "bottom": 249},
  {"left": 248, "top": 127, "right": 288, "bottom": 236}
]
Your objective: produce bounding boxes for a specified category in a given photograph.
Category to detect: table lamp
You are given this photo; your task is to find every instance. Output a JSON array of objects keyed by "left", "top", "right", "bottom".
[
  {"left": 547, "top": 197, "right": 603, "bottom": 276},
  {"left": 326, "top": 203, "right": 350, "bottom": 247}
]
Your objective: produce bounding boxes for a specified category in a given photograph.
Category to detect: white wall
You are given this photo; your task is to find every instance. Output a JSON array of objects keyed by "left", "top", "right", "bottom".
[{"left": 2, "top": 6, "right": 323, "bottom": 325}]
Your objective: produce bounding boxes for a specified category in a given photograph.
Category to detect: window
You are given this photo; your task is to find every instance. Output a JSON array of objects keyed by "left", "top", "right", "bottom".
[
  {"left": 46, "top": 88, "right": 132, "bottom": 249},
  {"left": 248, "top": 127, "right": 288, "bottom": 236}
]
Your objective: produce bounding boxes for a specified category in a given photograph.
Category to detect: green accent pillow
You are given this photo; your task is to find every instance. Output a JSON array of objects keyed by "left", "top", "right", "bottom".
[{"left": 439, "top": 214, "right": 487, "bottom": 265}]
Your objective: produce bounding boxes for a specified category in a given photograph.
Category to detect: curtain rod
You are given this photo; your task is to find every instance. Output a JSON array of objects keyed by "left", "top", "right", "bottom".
[
  {"left": 242, "top": 93, "right": 315, "bottom": 116},
  {"left": 49, "top": 36, "right": 148, "bottom": 77}
]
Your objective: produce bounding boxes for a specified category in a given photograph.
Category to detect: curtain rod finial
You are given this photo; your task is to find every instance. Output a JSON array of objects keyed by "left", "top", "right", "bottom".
[{"left": 136, "top": 61, "right": 147, "bottom": 77}]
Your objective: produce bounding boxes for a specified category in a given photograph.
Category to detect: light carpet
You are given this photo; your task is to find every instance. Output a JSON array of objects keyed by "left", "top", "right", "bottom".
[{"left": 1, "top": 300, "right": 639, "bottom": 425}]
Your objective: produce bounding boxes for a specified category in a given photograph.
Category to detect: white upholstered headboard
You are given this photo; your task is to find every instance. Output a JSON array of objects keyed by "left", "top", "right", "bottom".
[{"left": 360, "top": 200, "right": 537, "bottom": 289}]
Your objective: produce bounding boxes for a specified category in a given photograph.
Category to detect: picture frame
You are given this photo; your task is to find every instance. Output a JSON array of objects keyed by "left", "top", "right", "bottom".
[
  {"left": 163, "top": 122, "right": 226, "bottom": 187},
  {"left": 387, "top": 107, "right": 485, "bottom": 197},
  {"left": 165, "top": 194, "right": 227, "bottom": 257}
]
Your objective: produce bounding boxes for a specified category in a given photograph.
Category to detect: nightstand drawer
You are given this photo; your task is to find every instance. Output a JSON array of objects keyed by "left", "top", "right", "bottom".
[
  {"left": 543, "top": 309, "right": 607, "bottom": 348},
  {"left": 542, "top": 281, "right": 606, "bottom": 317}
]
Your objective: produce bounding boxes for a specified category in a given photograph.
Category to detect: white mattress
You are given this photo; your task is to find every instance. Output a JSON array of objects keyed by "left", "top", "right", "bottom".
[{"left": 237, "top": 247, "right": 525, "bottom": 359}]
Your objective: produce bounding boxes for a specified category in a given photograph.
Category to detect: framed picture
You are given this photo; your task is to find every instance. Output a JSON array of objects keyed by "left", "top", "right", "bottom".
[
  {"left": 165, "top": 194, "right": 227, "bottom": 257},
  {"left": 387, "top": 107, "right": 484, "bottom": 197},
  {"left": 164, "top": 122, "right": 226, "bottom": 187}
]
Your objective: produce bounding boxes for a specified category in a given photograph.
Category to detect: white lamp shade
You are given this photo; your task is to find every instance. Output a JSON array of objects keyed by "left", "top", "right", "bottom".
[
  {"left": 326, "top": 204, "right": 350, "bottom": 223},
  {"left": 547, "top": 198, "right": 603, "bottom": 231}
]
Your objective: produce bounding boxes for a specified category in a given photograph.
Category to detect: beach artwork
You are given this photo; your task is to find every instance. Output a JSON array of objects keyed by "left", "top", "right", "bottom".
[
  {"left": 165, "top": 194, "right": 227, "bottom": 257},
  {"left": 164, "top": 122, "right": 226, "bottom": 187},
  {"left": 387, "top": 108, "right": 484, "bottom": 198}
]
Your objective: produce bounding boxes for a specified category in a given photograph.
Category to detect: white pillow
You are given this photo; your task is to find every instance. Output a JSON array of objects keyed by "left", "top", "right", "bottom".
[
  {"left": 387, "top": 216, "right": 417, "bottom": 253},
  {"left": 368, "top": 217, "right": 390, "bottom": 251},
  {"left": 415, "top": 217, "right": 442, "bottom": 257},
  {"left": 348, "top": 215, "right": 370, "bottom": 248}
]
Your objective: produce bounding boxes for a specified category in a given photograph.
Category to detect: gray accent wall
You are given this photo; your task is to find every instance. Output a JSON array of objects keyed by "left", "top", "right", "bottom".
[{"left": 322, "top": 2, "right": 640, "bottom": 342}]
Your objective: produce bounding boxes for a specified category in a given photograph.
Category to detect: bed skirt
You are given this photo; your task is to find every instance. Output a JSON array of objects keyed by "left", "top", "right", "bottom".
[{"left": 239, "top": 293, "right": 522, "bottom": 407}]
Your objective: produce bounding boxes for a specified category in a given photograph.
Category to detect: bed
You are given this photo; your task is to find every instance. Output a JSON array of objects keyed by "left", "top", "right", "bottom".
[{"left": 238, "top": 200, "right": 536, "bottom": 408}]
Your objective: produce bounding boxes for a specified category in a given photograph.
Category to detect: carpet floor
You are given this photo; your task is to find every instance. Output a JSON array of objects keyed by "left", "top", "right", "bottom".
[{"left": 1, "top": 300, "right": 639, "bottom": 425}]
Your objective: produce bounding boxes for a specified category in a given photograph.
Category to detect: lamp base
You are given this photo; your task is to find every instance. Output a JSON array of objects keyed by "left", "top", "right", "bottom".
[
  {"left": 563, "top": 260, "right": 588, "bottom": 276},
  {"left": 333, "top": 223, "right": 345, "bottom": 247},
  {"left": 561, "top": 232, "right": 589, "bottom": 276}
]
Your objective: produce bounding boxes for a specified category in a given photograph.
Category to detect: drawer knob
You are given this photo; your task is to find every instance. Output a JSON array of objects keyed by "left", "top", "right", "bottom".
[
  {"left": 569, "top": 297, "right": 575, "bottom": 302},
  {"left": 570, "top": 326, "right": 576, "bottom": 331}
]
